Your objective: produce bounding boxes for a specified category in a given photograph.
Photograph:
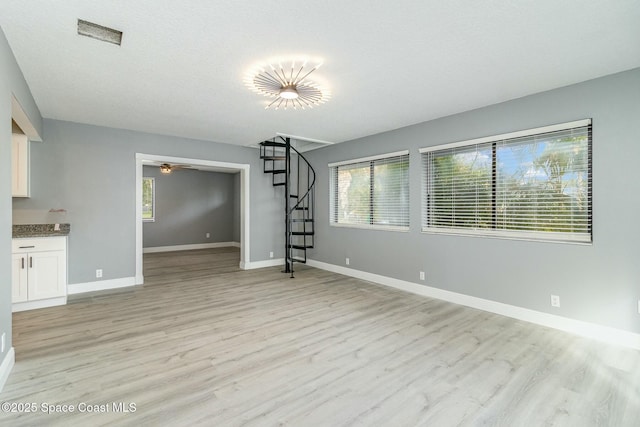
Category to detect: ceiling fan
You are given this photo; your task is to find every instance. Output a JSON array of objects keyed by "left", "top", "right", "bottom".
[{"left": 159, "top": 163, "right": 192, "bottom": 174}]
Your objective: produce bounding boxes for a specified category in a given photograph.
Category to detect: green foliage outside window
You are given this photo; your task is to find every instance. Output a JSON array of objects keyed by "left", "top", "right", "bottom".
[
  {"left": 142, "top": 177, "right": 155, "bottom": 221},
  {"left": 332, "top": 154, "right": 409, "bottom": 229},
  {"left": 426, "top": 126, "right": 591, "bottom": 240}
]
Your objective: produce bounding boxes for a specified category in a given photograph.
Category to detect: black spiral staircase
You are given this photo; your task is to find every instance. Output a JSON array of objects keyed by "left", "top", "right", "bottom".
[{"left": 260, "top": 136, "right": 315, "bottom": 278}]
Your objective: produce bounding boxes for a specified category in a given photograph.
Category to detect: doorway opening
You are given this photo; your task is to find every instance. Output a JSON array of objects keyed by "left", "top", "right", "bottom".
[{"left": 135, "top": 153, "right": 250, "bottom": 284}]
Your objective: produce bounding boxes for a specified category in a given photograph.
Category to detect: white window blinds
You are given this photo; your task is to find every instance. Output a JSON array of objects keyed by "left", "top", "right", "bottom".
[
  {"left": 421, "top": 120, "right": 592, "bottom": 243},
  {"left": 330, "top": 151, "right": 409, "bottom": 230}
]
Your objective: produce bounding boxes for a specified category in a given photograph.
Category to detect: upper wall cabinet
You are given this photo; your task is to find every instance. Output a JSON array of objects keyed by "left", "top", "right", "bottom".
[{"left": 12, "top": 133, "right": 30, "bottom": 197}]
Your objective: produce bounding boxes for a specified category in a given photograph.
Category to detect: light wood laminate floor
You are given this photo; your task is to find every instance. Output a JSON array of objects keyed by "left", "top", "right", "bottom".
[{"left": 1, "top": 247, "right": 640, "bottom": 426}]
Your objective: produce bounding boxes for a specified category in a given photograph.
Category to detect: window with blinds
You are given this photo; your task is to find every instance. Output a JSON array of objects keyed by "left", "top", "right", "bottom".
[
  {"left": 421, "top": 120, "right": 592, "bottom": 243},
  {"left": 142, "top": 177, "right": 155, "bottom": 222},
  {"left": 329, "top": 151, "right": 409, "bottom": 230}
]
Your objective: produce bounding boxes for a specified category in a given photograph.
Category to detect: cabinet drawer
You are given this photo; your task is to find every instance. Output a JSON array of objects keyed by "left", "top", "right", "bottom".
[{"left": 12, "top": 236, "right": 67, "bottom": 253}]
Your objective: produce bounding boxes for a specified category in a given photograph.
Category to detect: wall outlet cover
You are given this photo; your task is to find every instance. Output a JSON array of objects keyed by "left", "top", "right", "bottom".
[
  {"left": 420, "top": 271, "right": 425, "bottom": 281},
  {"left": 550, "top": 294, "right": 560, "bottom": 308},
  {"left": 345, "top": 258, "right": 350, "bottom": 265},
  {"left": 96, "top": 269, "right": 103, "bottom": 278}
]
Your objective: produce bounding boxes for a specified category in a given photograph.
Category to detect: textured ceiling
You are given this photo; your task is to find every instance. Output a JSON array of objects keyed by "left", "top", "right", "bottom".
[{"left": 1, "top": 0, "right": 639, "bottom": 146}]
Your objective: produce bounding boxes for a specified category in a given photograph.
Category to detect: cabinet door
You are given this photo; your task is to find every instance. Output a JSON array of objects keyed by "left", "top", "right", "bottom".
[
  {"left": 11, "top": 253, "right": 28, "bottom": 303},
  {"left": 27, "top": 251, "right": 66, "bottom": 300},
  {"left": 12, "top": 133, "right": 29, "bottom": 197}
]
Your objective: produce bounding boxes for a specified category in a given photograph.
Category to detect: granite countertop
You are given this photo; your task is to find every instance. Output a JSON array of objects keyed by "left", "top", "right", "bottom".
[{"left": 13, "top": 223, "right": 71, "bottom": 238}]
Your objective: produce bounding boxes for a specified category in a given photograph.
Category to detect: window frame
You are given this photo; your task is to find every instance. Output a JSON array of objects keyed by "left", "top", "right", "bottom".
[
  {"left": 420, "top": 119, "right": 592, "bottom": 244},
  {"left": 329, "top": 150, "right": 410, "bottom": 232},
  {"left": 142, "top": 177, "right": 155, "bottom": 222}
]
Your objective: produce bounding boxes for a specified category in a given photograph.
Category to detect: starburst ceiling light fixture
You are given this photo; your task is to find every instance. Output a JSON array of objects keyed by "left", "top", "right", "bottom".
[{"left": 245, "top": 57, "right": 331, "bottom": 110}]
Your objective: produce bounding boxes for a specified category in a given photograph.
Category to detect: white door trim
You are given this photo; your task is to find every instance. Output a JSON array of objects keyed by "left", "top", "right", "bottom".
[{"left": 135, "top": 153, "right": 250, "bottom": 284}]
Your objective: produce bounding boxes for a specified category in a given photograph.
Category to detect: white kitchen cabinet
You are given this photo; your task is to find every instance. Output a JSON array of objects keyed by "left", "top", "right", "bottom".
[
  {"left": 11, "top": 253, "right": 28, "bottom": 303},
  {"left": 12, "top": 237, "right": 67, "bottom": 312},
  {"left": 12, "top": 133, "right": 30, "bottom": 197}
]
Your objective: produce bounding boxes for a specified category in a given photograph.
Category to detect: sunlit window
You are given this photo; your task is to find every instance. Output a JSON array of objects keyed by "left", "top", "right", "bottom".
[
  {"left": 421, "top": 120, "right": 592, "bottom": 243},
  {"left": 330, "top": 151, "right": 409, "bottom": 231},
  {"left": 142, "top": 177, "right": 155, "bottom": 222}
]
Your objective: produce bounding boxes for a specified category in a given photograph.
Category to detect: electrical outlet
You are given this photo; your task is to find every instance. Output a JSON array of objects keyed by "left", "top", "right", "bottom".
[
  {"left": 269, "top": 251, "right": 274, "bottom": 258},
  {"left": 637, "top": 299, "right": 640, "bottom": 314},
  {"left": 550, "top": 294, "right": 560, "bottom": 308},
  {"left": 345, "top": 258, "right": 350, "bottom": 265},
  {"left": 206, "top": 233, "right": 210, "bottom": 239},
  {"left": 419, "top": 271, "right": 425, "bottom": 281},
  {"left": 1, "top": 332, "right": 5, "bottom": 353},
  {"left": 96, "top": 269, "right": 103, "bottom": 278}
]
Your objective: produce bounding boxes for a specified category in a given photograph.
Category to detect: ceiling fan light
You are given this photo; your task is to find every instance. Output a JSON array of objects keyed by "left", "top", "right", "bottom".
[{"left": 160, "top": 164, "right": 172, "bottom": 174}]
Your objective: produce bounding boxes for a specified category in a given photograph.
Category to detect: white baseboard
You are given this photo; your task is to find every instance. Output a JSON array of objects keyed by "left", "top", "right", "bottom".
[
  {"left": 68, "top": 277, "right": 137, "bottom": 295},
  {"left": 143, "top": 242, "right": 240, "bottom": 253},
  {"left": 240, "top": 258, "right": 285, "bottom": 270},
  {"left": 306, "top": 259, "right": 640, "bottom": 350},
  {"left": 0, "top": 348, "right": 15, "bottom": 393},
  {"left": 12, "top": 297, "right": 67, "bottom": 312}
]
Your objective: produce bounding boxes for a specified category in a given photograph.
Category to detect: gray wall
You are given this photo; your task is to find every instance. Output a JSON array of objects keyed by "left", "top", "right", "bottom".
[
  {"left": 142, "top": 166, "right": 239, "bottom": 247},
  {"left": 306, "top": 68, "right": 640, "bottom": 334},
  {"left": 13, "top": 119, "right": 285, "bottom": 284},
  {"left": 0, "top": 28, "right": 43, "bottom": 374}
]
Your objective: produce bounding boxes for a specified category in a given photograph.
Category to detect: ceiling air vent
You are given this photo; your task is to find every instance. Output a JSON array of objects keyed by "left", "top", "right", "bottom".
[{"left": 77, "top": 19, "right": 122, "bottom": 46}]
